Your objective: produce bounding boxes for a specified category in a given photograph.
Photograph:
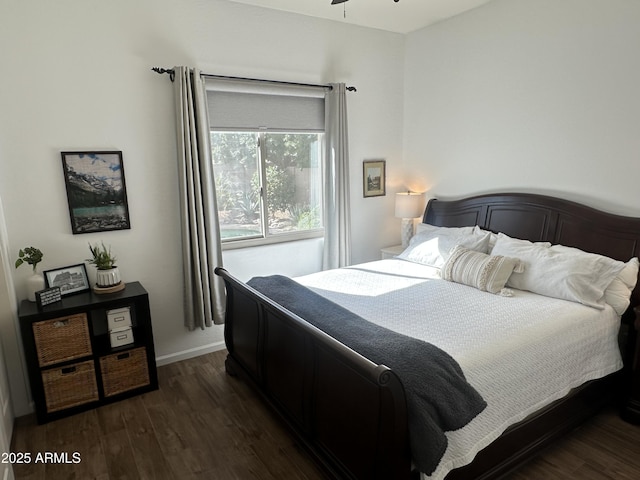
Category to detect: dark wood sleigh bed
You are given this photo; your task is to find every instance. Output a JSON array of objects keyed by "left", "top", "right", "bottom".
[{"left": 215, "top": 192, "right": 640, "bottom": 480}]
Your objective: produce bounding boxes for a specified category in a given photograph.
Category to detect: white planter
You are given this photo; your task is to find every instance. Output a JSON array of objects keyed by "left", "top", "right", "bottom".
[
  {"left": 26, "top": 272, "right": 45, "bottom": 302},
  {"left": 96, "top": 267, "right": 121, "bottom": 287}
]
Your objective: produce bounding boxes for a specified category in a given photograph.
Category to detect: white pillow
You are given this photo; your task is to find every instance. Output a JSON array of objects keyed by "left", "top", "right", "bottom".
[
  {"left": 441, "top": 245, "right": 522, "bottom": 295},
  {"left": 491, "top": 233, "right": 625, "bottom": 309},
  {"left": 398, "top": 228, "right": 491, "bottom": 269},
  {"left": 474, "top": 226, "right": 498, "bottom": 250},
  {"left": 603, "top": 257, "right": 639, "bottom": 315},
  {"left": 415, "top": 223, "right": 476, "bottom": 236}
]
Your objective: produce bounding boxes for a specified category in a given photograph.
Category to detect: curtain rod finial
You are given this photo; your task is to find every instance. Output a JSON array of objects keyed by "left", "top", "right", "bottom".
[{"left": 152, "top": 67, "right": 175, "bottom": 82}]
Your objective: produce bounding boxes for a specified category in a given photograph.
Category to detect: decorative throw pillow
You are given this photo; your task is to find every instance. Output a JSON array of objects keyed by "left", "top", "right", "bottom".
[
  {"left": 398, "top": 228, "right": 491, "bottom": 269},
  {"left": 441, "top": 244, "right": 523, "bottom": 295},
  {"left": 491, "top": 233, "right": 626, "bottom": 309}
]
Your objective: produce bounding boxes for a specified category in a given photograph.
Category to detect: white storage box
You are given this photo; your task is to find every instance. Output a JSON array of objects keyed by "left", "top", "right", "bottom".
[
  {"left": 107, "top": 307, "right": 132, "bottom": 331},
  {"left": 109, "top": 326, "right": 134, "bottom": 348}
]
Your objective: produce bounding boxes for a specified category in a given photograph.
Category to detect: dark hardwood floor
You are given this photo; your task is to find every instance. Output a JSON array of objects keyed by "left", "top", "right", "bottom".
[{"left": 10, "top": 349, "right": 640, "bottom": 479}]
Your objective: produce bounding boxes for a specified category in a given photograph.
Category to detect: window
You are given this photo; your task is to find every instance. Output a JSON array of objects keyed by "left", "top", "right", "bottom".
[
  {"left": 206, "top": 78, "right": 326, "bottom": 247},
  {"left": 211, "top": 131, "right": 323, "bottom": 244}
]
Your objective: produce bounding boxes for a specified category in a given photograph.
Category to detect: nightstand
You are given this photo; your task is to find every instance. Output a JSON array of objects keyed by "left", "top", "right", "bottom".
[{"left": 381, "top": 245, "right": 405, "bottom": 259}]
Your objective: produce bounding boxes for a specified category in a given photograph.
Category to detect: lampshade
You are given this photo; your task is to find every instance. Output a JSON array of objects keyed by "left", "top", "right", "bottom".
[{"left": 395, "top": 192, "right": 424, "bottom": 219}]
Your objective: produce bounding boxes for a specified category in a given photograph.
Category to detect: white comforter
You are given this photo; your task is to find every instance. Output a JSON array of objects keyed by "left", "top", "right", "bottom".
[{"left": 295, "top": 258, "right": 623, "bottom": 480}]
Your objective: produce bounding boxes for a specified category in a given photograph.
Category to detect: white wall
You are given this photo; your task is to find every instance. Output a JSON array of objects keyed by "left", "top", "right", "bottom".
[
  {"left": 223, "top": 238, "right": 324, "bottom": 282},
  {"left": 403, "top": 0, "right": 640, "bottom": 216},
  {"left": 0, "top": 0, "right": 405, "bottom": 412}
]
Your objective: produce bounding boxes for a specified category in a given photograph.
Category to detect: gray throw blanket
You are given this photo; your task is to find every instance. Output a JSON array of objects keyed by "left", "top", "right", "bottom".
[{"left": 247, "top": 275, "right": 487, "bottom": 475}]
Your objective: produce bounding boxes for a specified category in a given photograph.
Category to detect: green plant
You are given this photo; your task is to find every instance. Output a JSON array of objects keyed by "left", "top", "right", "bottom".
[
  {"left": 235, "top": 189, "right": 260, "bottom": 223},
  {"left": 87, "top": 243, "right": 117, "bottom": 270},
  {"left": 15, "top": 247, "right": 43, "bottom": 272},
  {"left": 288, "top": 204, "right": 321, "bottom": 230},
  {"left": 251, "top": 165, "right": 295, "bottom": 214}
]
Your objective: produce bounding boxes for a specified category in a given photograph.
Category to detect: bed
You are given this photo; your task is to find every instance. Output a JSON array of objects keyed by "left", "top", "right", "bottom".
[{"left": 215, "top": 192, "right": 640, "bottom": 480}]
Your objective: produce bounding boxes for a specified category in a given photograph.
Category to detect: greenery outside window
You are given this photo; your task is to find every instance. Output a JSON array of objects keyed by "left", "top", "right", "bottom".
[{"left": 212, "top": 131, "right": 324, "bottom": 247}]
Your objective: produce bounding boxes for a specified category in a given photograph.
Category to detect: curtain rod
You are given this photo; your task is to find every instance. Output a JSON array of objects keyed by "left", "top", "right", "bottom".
[{"left": 151, "top": 67, "right": 357, "bottom": 92}]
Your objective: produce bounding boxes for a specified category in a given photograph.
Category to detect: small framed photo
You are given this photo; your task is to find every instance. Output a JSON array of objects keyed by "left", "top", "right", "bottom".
[
  {"left": 363, "top": 160, "right": 386, "bottom": 197},
  {"left": 43, "top": 264, "right": 91, "bottom": 297},
  {"left": 61, "top": 151, "right": 131, "bottom": 234}
]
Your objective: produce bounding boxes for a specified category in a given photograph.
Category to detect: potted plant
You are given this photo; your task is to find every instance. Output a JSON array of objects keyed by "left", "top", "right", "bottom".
[
  {"left": 87, "top": 242, "right": 122, "bottom": 291},
  {"left": 15, "top": 246, "right": 45, "bottom": 302}
]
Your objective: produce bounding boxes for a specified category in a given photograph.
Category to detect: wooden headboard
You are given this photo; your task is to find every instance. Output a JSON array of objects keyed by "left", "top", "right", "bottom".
[{"left": 423, "top": 192, "right": 640, "bottom": 316}]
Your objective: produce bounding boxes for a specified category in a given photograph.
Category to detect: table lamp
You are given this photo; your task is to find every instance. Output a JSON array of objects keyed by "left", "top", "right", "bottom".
[{"left": 395, "top": 191, "right": 424, "bottom": 247}]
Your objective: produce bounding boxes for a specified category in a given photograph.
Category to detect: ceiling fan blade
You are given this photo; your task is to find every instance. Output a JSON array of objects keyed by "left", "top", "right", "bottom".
[{"left": 331, "top": 0, "right": 348, "bottom": 4}]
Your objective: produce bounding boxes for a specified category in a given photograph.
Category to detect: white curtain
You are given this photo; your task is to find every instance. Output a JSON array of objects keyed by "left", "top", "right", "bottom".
[
  {"left": 173, "top": 66, "right": 225, "bottom": 329},
  {"left": 323, "top": 83, "right": 352, "bottom": 270}
]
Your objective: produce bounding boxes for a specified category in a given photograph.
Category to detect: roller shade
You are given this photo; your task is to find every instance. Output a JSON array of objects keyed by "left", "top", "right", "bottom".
[{"left": 205, "top": 78, "right": 325, "bottom": 132}]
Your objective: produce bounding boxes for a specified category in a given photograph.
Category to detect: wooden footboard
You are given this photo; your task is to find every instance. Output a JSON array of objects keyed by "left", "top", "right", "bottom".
[{"left": 215, "top": 267, "right": 414, "bottom": 480}]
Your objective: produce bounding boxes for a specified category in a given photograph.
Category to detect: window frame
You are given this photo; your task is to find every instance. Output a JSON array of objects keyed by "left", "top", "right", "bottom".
[{"left": 212, "top": 129, "right": 325, "bottom": 250}]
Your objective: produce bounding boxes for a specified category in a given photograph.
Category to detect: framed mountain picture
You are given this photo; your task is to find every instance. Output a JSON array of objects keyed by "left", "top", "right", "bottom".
[{"left": 61, "top": 151, "right": 131, "bottom": 234}]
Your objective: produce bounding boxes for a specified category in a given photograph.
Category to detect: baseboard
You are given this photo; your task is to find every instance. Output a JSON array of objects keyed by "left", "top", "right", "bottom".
[{"left": 155, "top": 341, "right": 226, "bottom": 366}]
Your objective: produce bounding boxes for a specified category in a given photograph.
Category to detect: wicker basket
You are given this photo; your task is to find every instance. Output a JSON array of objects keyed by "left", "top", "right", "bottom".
[
  {"left": 33, "top": 313, "right": 92, "bottom": 367},
  {"left": 42, "top": 360, "right": 99, "bottom": 413},
  {"left": 100, "top": 347, "right": 150, "bottom": 397}
]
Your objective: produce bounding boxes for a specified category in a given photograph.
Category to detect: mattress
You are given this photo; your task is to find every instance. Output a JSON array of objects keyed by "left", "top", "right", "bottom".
[{"left": 295, "top": 258, "right": 623, "bottom": 480}]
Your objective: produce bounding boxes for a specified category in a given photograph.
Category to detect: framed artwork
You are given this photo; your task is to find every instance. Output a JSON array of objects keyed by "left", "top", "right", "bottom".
[
  {"left": 43, "top": 264, "right": 90, "bottom": 297},
  {"left": 363, "top": 160, "right": 386, "bottom": 197},
  {"left": 61, "top": 151, "right": 131, "bottom": 234}
]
